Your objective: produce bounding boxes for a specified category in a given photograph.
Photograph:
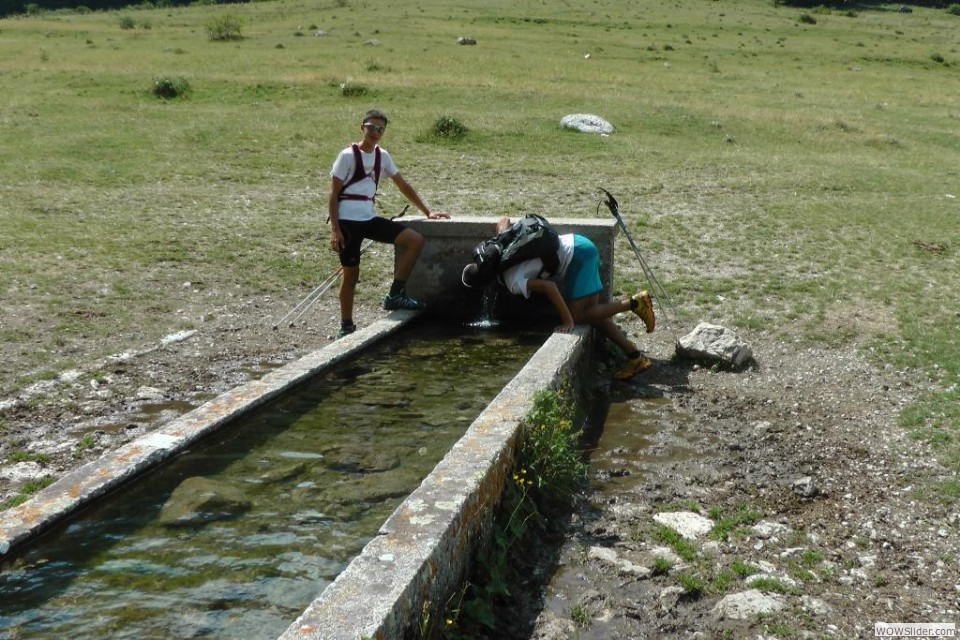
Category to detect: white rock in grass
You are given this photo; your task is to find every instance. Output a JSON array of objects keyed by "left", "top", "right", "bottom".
[{"left": 560, "top": 113, "right": 614, "bottom": 134}]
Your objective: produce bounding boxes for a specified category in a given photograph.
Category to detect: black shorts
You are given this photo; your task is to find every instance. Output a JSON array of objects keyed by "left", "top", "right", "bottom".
[{"left": 338, "top": 217, "right": 407, "bottom": 267}]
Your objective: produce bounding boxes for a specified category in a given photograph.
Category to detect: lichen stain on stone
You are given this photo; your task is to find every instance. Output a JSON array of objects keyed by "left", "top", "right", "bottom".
[
  {"left": 116, "top": 446, "right": 143, "bottom": 462},
  {"left": 16, "top": 504, "right": 43, "bottom": 525}
]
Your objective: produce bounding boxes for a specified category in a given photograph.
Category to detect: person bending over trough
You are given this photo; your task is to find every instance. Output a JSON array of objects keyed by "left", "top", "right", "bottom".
[
  {"left": 462, "top": 216, "right": 656, "bottom": 380},
  {"left": 328, "top": 108, "right": 450, "bottom": 338}
]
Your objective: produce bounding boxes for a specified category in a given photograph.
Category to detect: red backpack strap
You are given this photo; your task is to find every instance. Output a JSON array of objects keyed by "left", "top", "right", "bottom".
[
  {"left": 372, "top": 146, "right": 381, "bottom": 186},
  {"left": 338, "top": 144, "right": 381, "bottom": 201}
]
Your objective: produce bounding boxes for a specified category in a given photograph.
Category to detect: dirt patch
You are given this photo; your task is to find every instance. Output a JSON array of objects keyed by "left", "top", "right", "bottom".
[
  {"left": 518, "top": 330, "right": 959, "bottom": 638},
  {"left": 1, "top": 295, "right": 958, "bottom": 637}
]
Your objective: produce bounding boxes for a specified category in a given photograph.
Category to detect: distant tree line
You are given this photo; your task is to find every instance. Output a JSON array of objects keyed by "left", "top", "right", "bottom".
[
  {"left": 775, "top": 0, "right": 948, "bottom": 7},
  {"left": 1, "top": 0, "right": 247, "bottom": 18}
]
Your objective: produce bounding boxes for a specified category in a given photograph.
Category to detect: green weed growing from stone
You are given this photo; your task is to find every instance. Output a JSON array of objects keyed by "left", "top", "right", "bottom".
[
  {"left": 1, "top": 477, "right": 54, "bottom": 510},
  {"left": 731, "top": 558, "right": 760, "bottom": 578},
  {"left": 652, "top": 556, "right": 672, "bottom": 576},
  {"left": 710, "top": 505, "right": 764, "bottom": 541},
  {"left": 519, "top": 388, "right": 587, "bottom": 501},
  {"left": 569, "top": 602, "right": 590, "bottom": 628},
  {"left": 440, "top": 388, "right": 586, "bottom": 638},
  {"left": 654, "top": 524, "right": 697, "bottom": 563},
  {"left": 676, "top": 572, "right": 705, "bottom": 597},
  {"left": 749, "top": 576, "right": 794, "bottom": 594},
  {"left": 8, "top": 451, "right": 51, "bottom": 464}
]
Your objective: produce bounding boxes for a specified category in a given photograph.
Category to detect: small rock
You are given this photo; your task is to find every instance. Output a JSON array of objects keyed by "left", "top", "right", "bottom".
[
  {"left": 653, "top": 511, "right": 714, "bottom": 540},
  {"left": 457, "top": 37, "right": 477, "bottom": 45},
  {"left": 0, "top": 461, "right": 45, "bottom": 484},
  {"left": 588, "top": 545, "right": 618, "bottom": 564},
  {"left": 792, "top": 476, "right": 819, "bottom": 498},
  {"left": 648, "top": 545, "right": 684, "bottom": 566},
  {"left": 58, "top": 369, "right": 83, "bottom": 384},
  {"left": 801, "top": 595, "right": 833, "bottom": 616},
  {"left": 161, "top": 330, "right": 197, "bottom": 346},
  {"left": 587, "top": 545, "right": 652, "bottom": 578},
  {"left": 712, "top": 589, "right": 785, "bottom": 620},
  {"left": 135, "top": 386, "right": 166, "bottom": 402},
  {"left": 159, "top": 477, "right": 252, "bottom": 527},
  {"left": 752, "top": 520, "right": 790, "bottom": 539}
]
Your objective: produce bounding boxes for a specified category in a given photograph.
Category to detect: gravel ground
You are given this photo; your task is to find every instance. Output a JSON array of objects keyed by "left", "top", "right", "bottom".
[
  {"left": 524, "top": 328, "right": 959, "bottom": 639},
  {"left": 1, "top": 294, "right": 958, "bottom": 638}
]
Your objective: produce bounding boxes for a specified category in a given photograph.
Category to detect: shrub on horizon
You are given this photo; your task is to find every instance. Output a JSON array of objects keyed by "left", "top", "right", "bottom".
[
  {"left": 426, "top": 115, "right": 468, "bottom": 141},
  {"left": 339, "top": 81, "right": 368, "bottom": 97},
  {"left": 205, "top": 14, "right": 243, "bottom": 41}
]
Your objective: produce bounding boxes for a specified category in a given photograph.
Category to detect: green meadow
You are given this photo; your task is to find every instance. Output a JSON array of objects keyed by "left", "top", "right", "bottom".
[{"left": 1, "top": 1, "right": 958, "bottom": 482}]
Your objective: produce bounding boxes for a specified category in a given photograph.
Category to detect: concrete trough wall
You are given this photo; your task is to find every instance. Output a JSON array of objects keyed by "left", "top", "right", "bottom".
[
  {"left": 280, "top": 329, "right": 593, "bottom": 640},
  {"left": 278, "top": 218, "right": 614, "bottom": 639},
  {"left": 1, "top": 218, "right": 614, "bottom": 639},
  {"left": 403, "top": 216, "right": 618, "bottom": 317},
  {"left": 0, "top": 313, "right": 419, "bottom": 558}
]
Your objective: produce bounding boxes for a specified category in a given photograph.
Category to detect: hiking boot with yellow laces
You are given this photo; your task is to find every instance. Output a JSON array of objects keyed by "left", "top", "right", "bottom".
[
  {"left": 631, "top": 290, "right": 656, "bottom": 333},
  {"left": 613, "top": 354, "right": 652, "bottom": 380}
]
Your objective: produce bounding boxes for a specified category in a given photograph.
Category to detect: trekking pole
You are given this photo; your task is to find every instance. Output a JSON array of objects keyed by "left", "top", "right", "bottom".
[
  {"left": 273, "top": 205, "right": 409, "bottom": 329},
  {"left": 599, "top": 188, "right": 682, "bottom": 343}
]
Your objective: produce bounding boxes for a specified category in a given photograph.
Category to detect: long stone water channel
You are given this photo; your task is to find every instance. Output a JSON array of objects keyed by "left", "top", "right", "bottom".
[{"left": 0, "top": 322, "right": 549, "bottom": 639}]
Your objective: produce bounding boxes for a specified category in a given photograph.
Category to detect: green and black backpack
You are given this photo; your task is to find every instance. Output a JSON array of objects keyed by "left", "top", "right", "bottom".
[{"left": 469, "top": 214, "right": 560, "bottom": 286}]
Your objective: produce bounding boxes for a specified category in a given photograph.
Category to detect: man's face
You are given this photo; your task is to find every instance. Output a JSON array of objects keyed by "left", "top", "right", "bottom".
[{"left": 361, "top": 118, "right": 387, "bottom": 143}]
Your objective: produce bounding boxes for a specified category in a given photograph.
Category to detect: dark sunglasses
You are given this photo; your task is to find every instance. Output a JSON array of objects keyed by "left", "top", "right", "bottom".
[{"left": 363, "top": 123, "right": 386, "bottom": 133}]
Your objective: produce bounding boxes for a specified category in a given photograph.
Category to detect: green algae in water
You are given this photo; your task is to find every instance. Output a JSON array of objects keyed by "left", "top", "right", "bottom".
[{"left": 0, "top": 322, "right": 547, "bottom": 639}]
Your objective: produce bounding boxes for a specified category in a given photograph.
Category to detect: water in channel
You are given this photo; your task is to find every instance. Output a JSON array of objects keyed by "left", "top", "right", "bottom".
[{"left": 0, "top": 322, "right": 548, "bottom": 640}]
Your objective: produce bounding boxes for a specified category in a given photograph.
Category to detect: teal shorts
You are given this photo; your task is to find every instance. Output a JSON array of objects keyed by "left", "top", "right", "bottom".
[{"left": 563, "top": 235, "right": 603, "bottom": 301}]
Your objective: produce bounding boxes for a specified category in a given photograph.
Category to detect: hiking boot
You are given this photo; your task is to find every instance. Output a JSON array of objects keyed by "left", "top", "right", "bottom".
[
  {"left": 382, "top": 291, "right": 425, "bottom": 311},
  {"left": 613, "top": 354, "right": 652, "bottom": 380},
  {"left": 632, "top": 290, "right": 656, "bottom": 333},
  {"left": 336, "top": 322, "right": 356, "bottom": 339}
]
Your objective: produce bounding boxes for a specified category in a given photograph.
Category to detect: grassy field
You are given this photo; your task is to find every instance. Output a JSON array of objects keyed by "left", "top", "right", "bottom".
[{"left": 1, "top": 0, "right": 958, "bottom": 477}]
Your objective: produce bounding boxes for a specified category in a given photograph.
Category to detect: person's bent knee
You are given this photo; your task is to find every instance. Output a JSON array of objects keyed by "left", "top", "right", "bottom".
[{"left": 396, "top": 228, "right": 424, "bottom": 249}]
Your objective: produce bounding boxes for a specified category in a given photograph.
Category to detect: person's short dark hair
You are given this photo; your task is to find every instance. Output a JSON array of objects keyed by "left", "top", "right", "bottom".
[{"left": 363, "top": 108, "right": 388, "bottom": 125}]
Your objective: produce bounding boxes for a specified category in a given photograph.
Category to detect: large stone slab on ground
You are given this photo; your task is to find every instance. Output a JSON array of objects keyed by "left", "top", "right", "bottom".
[
  {"left": 159, "top": 476, "right": 252, "bottom": 527},
  {"left": 653, "top": 511, "right": 714, "bottom": 540},
  {"left": 678, "top": 322, "right": 753, "bottom": 367},
  {"left": 560, "top": 113, "right": 614, "bottom": 134},
  {"left": 712, "top": 589, "right": 785, "bottom": 620}
]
